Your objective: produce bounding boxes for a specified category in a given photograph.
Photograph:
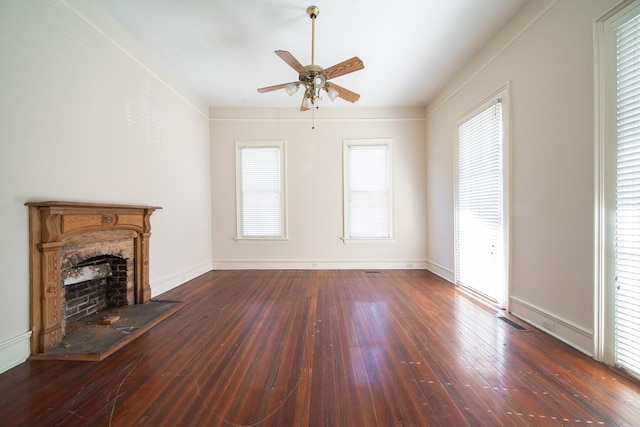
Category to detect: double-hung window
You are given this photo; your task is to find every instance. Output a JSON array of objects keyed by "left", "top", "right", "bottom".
[
  {"left": 343, "top": 139, "right": 394, "bottom": 241},
  {"left": 595, "top": 1, "right": 640, "bottom": 378},
  {"left": 235, "top": 141, "right": 287, "bottom": 239}
]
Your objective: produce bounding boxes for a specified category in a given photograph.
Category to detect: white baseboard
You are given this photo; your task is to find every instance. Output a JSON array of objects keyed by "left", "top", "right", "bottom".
[
  {"left": 151, "top": 261, "right": 214, "bottom": 298},
  {"left": 425, "top": 259, "right": 454, "bottom": 283},
  {"left": 0, "top": 331, "right": 32, "bottom": 375},
  {"left": 509, "top": 296, "right": 594, "bottom": 356},
  {"left": 212, "top": 259, "right": 428, "bottom": 270}
]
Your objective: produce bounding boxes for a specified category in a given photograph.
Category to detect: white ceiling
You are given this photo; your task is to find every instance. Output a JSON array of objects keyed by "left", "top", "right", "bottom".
[{"left": 94, "top": 0, "right": 528, "bottom": 108}]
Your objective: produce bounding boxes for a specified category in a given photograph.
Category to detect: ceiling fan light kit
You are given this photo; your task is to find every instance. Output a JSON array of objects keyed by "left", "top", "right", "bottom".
[
  {"left": 285, "top": 83, "right": 299, "bottom": 96},
  {"left": 257, "top": 5, "right": 364, "bottom": 113}
]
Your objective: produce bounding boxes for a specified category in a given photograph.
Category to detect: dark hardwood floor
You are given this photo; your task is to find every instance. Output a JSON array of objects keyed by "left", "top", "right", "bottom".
[{"left": 1, "top": 270, "right": 639, "bottom": 426}]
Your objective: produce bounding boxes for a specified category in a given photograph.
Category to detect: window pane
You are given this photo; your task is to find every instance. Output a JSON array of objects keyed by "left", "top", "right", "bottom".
[
  {"left": 350, "top": 192, "right": 389, "bottom": 238},
  {"left": 347, "top": 143, "right": 391, "bottom": 238},
  {"left": 240, "top": 146, "right": 282, "bottom": 237}
]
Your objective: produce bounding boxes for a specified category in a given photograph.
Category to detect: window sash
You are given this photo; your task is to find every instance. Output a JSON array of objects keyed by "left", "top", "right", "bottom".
[
  {"left": 236, "top": 142, "right": 285, "bottom": 239},
  {"left": 344, "top": 140, "right": 393, "bottom": 240}
]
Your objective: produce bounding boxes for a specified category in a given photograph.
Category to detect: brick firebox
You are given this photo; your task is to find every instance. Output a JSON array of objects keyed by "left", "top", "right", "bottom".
[
  {"left": 61, "top": 240, "right": 134, "bottom": 328},
  {"left": 26, "top": 201, "right": 161, "bottom": 354}
]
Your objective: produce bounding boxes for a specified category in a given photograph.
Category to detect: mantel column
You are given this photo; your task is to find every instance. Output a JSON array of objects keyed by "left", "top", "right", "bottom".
[
  {"left": 137, "top": 232, "right": 152, "bottom": 303},
  {"left": 37, "top": 242, "right": 64, "bottom": 352}
]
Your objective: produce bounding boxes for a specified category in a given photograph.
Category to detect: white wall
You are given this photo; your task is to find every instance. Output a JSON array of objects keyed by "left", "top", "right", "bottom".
[
  {"left": 210, "top": 107, "right": 427, "bottom": 269},
  {"left": 425, "top": 0, "right": 620, "bottom": 355},
  {"left": 0, "top": 1, "right": 212, "bottom": 373}
]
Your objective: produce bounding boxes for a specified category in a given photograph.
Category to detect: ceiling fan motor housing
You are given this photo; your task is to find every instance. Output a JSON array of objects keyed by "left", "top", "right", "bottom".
[{"left": 300, "top": 64, "right": 324, "bottom": 85}]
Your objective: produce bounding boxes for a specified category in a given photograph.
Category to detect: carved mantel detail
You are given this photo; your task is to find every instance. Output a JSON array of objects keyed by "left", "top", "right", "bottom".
[{"left": 26, "top": 201, "right": 161, "bottom": 354}]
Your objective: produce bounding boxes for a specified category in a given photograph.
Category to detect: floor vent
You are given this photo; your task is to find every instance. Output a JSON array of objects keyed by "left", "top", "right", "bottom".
[
  {"left": 497, "top": 316, "right": 529, "bottom": 331},
  {"left": 364, "top": 271, "right": 381, "bottom": 274}
]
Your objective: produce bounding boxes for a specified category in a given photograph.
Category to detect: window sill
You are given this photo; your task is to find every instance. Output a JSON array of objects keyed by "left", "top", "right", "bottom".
[
  {"left": 235, "top": 237, "right": 289, "bottom": 243},
  {"left": 341, "top": 237, "right": 397, "bottom": 245}
]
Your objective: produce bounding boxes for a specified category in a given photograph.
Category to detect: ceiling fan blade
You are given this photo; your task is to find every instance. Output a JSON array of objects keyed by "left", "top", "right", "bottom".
[
  {"left": 257, "top": 82, "right": 298, "bottom": 93},
  {"left": 323, "top": 56, "right": 364, "bottom": 80},
  {"left": 325, "top": 82, "right": 360, "bottom": 103},
  {"left": 275, "top": 50, "right": 306, "bottom": 74}
]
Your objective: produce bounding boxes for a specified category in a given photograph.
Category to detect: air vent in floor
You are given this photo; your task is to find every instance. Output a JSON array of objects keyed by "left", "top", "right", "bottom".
[{"left": 497, "top": 316, "right": 529, "bottom": 331}]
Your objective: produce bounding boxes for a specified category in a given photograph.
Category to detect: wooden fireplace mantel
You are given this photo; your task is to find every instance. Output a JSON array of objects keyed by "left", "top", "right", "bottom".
[{"left": 26, "top": 201, "right": 161, "bottom": 353}]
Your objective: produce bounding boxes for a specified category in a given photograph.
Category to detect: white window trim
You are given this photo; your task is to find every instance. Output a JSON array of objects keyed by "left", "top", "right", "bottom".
[
  {"left": 235, "top": 140, "right": 288, "bottom": 241},
  {"left": 342, "top": 138, "right": 396, "bottom": 244}
]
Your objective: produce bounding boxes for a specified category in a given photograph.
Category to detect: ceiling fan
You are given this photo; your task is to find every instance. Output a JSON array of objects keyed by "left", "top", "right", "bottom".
[{"left": 257, "top": 5, "right": 364, "bottom": 111}]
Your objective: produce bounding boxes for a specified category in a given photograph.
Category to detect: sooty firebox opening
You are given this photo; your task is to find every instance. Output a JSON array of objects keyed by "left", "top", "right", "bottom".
[{"left": 62, "top": 255, "right": 131, "bottom": 323}]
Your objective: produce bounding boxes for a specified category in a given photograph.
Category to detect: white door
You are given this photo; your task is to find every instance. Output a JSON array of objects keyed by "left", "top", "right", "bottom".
[
  {"left": 455, "top": 87, "right": 509, "bottom": 307},
  {"left": 596, "top": 1, "right": 640, "bottom": 379}
]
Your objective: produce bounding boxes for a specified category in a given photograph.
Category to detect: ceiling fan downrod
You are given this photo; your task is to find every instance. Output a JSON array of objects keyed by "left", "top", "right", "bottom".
[{"left": 307, "top": 6, "right": 319, "bottom": 66}]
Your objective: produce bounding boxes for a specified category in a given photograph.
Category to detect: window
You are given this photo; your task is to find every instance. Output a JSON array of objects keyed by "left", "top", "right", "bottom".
[
  {"left": 595, "top": 1, "right": 640, "bottom": 378},
  {"left": 235, "top": 141, "right": 287, "bottom": 239},
  {"left": 613, "top": 7, "right": 640, "bottom": 379},
  {"left": 455, "top": 86, "right": 509, "bottom": 307},
  {"left": 343, "top": 139, "right": 394, "bottom": 241}
]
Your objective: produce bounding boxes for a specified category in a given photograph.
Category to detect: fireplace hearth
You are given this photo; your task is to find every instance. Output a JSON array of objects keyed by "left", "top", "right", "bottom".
[{"left": 26, "top": 201, "right": 161, "bottom": 354}]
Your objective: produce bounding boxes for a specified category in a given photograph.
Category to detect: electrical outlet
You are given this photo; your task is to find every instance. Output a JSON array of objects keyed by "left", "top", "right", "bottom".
[{"left": 542, "top": 321, "right": 556, "bottom": 332}]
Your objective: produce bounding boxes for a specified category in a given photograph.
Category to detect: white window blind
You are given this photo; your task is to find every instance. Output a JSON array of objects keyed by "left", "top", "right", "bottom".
[
  {"left": 237, "top": 144, "right": 284, "bottom": 238},
  {"left": 456, "top": 99, "right": 504, "bottom": 302},
  {"left": 615, "top": 13, "right": 640, "bottom": 377},
  {"left": 345, "top": 142, "right": 393, "bottom": 239}
]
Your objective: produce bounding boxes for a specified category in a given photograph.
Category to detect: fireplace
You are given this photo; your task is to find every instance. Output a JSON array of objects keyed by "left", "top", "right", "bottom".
[{"left": 26, "top": 201, "right": 161, "bottom": 354}]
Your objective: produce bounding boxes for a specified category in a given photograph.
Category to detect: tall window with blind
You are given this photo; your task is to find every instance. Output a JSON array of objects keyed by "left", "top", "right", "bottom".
[
  {"left": 455, "top": 88, "right": 509, "bottom": 306},
  {"left": 613, "top": 9, "right": 640, "bottom": 378},
  {"left": 343, "top": 139, "right": 394, "bottom": 241},
  {"left": 235, "top": 141, "right": 286, "bottom": 239}
]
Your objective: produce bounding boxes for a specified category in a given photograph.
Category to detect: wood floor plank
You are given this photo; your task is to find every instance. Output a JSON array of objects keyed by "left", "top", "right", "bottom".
[{"left": 1, "top": 270, "right": 640, "bottom": 426}]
